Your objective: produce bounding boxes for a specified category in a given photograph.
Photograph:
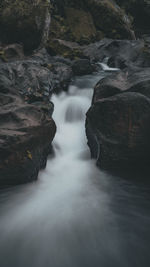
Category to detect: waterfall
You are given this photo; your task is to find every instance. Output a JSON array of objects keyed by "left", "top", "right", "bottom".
[{"left": 0, "top": 70, "right": 150, "bottom": 267}]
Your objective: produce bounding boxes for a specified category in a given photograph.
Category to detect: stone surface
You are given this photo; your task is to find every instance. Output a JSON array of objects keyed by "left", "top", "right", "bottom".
[
  {"left": 0, "top": 85, "right": 56, "bottom": 187},
  {"left": 86, "top": 66, "right": 150, "bottom": 172},
  {"left": 49, "top": 0, "right": 135, "bottom": 45},
  {"left": 47, "top": 39, "right": 85, "bottom": 59},
  {"left": 72, "top": 59, "right": 94, "bottom": 76},
  {"left": 116, "top": 0, "right": 150, "bottom": 35}
]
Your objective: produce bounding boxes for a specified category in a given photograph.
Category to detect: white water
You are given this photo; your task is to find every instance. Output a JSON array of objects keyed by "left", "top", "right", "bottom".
[
  {"left": 99, "top": 62, "right": 119, "bottom": 72},
  {"left": 99, "top": 57, "right": 119, "bottom": 72},
  {"left": 0, "top": 71, "right": 150, "bottom": 267}
]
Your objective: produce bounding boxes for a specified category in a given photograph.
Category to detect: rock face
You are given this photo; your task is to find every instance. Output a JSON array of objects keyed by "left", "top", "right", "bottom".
[
  {"left": 0, "top": 83, "right": 56, "bottom": 187},
  {"left": 0, "top": 0, "right": 50, "bottom": 52},
  {"left": 48, "top": 0, "right": 135, "bottom": 54},
  {"left": 72, "top": 59, "right": 95, "bottom": 76},
  {"left": 64, "top": 7, "right": 97, "bottom": 44},
  {"left": 0, "top": 45, "right": 75, "bottom": 187},
  {"left": 116, "top": 0, "right": 150, "bottom": 35},
  {"left": 0, "top": 0, "right": 135, "bottom": 56},
  {"left": 83, "top": 38, "right": 150, "bottom": 67},
  {"left": 84, "top": 0, "right": 135, "bottom": 40},
  {"left": 0, "top": 44, "right": 78, "bottom": 187},
  {"left": 86, "top": 67, "right": 150, "bottom": 172}
]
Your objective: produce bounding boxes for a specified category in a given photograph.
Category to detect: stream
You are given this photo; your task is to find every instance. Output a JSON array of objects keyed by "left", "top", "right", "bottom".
[{"left": 0, "top": 68, "right": 150, "bottom": 267}]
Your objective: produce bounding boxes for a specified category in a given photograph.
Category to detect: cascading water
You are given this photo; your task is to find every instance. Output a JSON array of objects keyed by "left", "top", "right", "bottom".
[{"left": 0, "top": 69, "right": 150, "bottom": 267}]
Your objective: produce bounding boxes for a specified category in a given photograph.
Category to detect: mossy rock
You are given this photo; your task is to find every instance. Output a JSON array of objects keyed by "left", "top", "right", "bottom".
[
  {"left": 50, "top": 0, "right": 135, "bottom": 40},
  {"left": 84, "top": 0, "right": 134, "bottom": 39},
  {"left": 0, "top": 0, "right": 50, "bottom": 52},
  {"left": 49, "top": 8, "right": 98, "bottom": 45},
  {"left": 47, "top": 39, "right": 84, "bottom": 59},
  {"left": 49, "top": 16, "right": 70, "bottom": 40},
  {"left": 64, "top": 7, "right": 97, "bottom": 44}
]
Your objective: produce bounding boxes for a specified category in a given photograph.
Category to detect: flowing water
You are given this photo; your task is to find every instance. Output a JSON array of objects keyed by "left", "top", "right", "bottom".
[{"left": 0, "top": 70, "right": 150, "bottom": 267}]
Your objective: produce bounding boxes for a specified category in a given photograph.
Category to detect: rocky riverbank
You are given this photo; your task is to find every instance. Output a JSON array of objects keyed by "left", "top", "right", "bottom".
[
  {"left": 86, "top": 38, "right": 150, "bottom": 173},
  {"left": 1, "top": 0, "right": 150, "bottom": 186}
]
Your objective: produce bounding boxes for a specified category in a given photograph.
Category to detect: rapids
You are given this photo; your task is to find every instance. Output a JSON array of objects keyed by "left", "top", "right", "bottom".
[{"left": 0, "top": 69, "right": 150, "bottom": 267}]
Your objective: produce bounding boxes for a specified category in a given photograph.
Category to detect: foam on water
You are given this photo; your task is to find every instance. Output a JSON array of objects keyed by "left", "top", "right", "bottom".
[{"left": 0, "top": 70, "right": 150, "bottom": 267}]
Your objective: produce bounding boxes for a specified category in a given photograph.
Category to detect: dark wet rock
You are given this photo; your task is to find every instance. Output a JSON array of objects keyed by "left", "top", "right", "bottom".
[
  {"left": 83, "top": 39, "right": 148, "bottom": 67},
  {"left": 86, "top": 67, "right": 150, "bottom": 172},
  {"left": 0, "top": 46, "right": 77, "bottom": 187},
  {"left": 0, "top": 0, "right": 50, "bottom": 53},
  {"left": 0, "top": 53, "right": 73, "bottom": 102},
  {"left": 0, "top": 86, "right": 56, "bottom": 187},
  {"left": 83, "top": 38, "right": 150, "bottom": 69},
  {"left": 46, "top": 61, "right": 73, "bottom": 93},
  {"left": 46, "top": 38, "right": 150, "bottom": 69},
  {"left": 0, "top": 60, "right": 53, "bottom": 103},
  {"left": 93, "top": 68, "right": 150, "bottom": 100},
  {"left": 87, "top": 92, "right": 150, "bottom": 172},
  {"left": 116, "top": 0, "right": 150, "bottom": 35},
  {"left": 72, "top": 59, "right": 94, "bottom": 76}
]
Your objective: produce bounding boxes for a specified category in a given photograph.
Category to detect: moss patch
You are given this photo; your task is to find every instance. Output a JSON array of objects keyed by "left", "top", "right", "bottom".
[
  {"left": 64, "top": 7, "right": 97, "bottom": 44},
  {"left": 47, "top": 39, "right": 84, "bottom": 59}
]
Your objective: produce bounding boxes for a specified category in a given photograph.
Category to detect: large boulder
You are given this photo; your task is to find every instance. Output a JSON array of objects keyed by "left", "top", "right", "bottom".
[
  {"left": 48, "top": 0, "right": 135, "bottom": 47},
  {"left": 83, "top": 38, "right": 150, "bottom": 68},
  {"left": 0, "top": 83, "right": 56, "bottom": 187},
  {"left": 49, "top": 7, "right": 98, "bottom": 45},
  {"left": 0, "top": 47, "right": 75, "bottom": 187},
  {"left": 72, "top": 59, "right": 95, "bottom": 76},
  {"left": 0, "top": 0, "right": 51, "bottom": 52},
  {"left": 0, "top": 48, "right": 73, "bottom": 100},
  {"left": 85, "top": 0, "right": 135, "bottom": 40},
  {"left": 86, "top": 67, "right": 150, "bottom": 172}
]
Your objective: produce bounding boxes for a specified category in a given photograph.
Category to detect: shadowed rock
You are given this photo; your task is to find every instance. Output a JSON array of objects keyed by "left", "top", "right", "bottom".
[
  {"left": 0, "top": 86, "right": 56, "bottom": 187},
  {"left": 86, "top": 67, "right": 150, "bottom": 172}
]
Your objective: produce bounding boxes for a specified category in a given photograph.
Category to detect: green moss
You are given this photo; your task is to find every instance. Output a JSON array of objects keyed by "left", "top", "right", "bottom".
[
  {"left": 47, "top": 39, "right": 84, "bottom": 59},
  {"left": 49, "top": 6, "right": 99, "bottom": 45},
  {"left": 0, "top": 49, "right": 7, "bottom": 62}
]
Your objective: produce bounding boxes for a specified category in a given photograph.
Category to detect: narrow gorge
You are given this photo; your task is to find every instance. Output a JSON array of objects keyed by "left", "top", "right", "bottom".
[{"left": 0, "top": 0, "right": 150, "bottom": 266}]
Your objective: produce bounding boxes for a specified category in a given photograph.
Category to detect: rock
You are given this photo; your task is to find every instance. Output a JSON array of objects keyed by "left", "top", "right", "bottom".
[
  {"left": 0, "top": 0, "right": 51, "bottom": 53},
  {"left": 0, "top": 43, "right": 78, "bottom": 187},
  {"left": 0, "top": 53, "right": 73, "bottom": 101},
  {"left": 49, "top": 8, "right": 98, "bottom": 45},
  {"left": 93, "top": 68, "right": 150, "bottom": 100},
  {"left": 46, "top": 38, "right": 150, "bottom": 68},
  {"left": 0, "top": 60, "right": 53, "bottom": 103},
  {"left": 49, "top": 0, "right": 135, "bottom": 43},
  {"left": 46, "top": 61, "right": 73, "bottom": 92},
  {"left": 0, "top": 44, "right": 24, "bottom": 62},
  {"left": 0, "top": 86, "right": 56, "bottom": 187},
  {"left": 64, "top": 7, "right": 97, "bottom": 44},
  {"left": 83, "top": 39, "right": 145, "bottom": 66},
  {"left": 81, "top": 38, "right": 150, "bottom": 69},
  {"left": 46, "top": 39, "right": 85, "bottom": 59},
  {"left": 85, "top": 0, "right": 135, "bottom": 40},
  {"left": 116, "top": 0, "right": 150, "bottom": 35},
  {"left": 86, "top": 67, "right": 150, "bottom": 172},
  {"left": 72, "top": 59, "right": 94, "bottom": 76}
]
